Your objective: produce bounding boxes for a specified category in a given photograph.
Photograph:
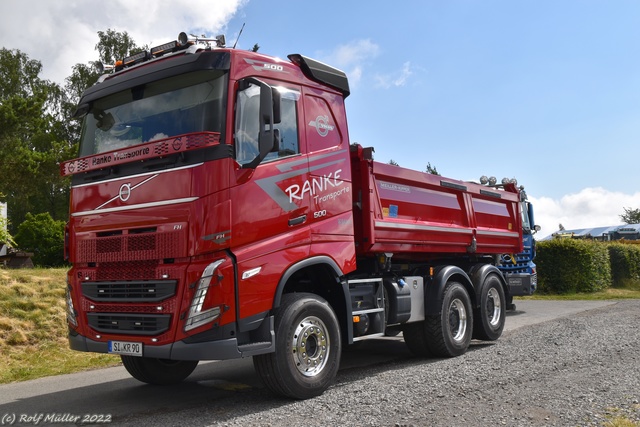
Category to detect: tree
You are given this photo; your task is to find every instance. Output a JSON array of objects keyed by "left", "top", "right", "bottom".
[
  {"left": 426, "top": 162, "right": 440, "bottom": 175},
  {"left": 65, "top": 28, "right": 144, "bottom": 115},
  {"left": 620, "top": 207, "right": 640, "bottom": 224},
  {"left": 0, "top": 30, "right": 144, "bottom": 235},
  {"left": 95, "top": 29, "right": 145, "bottom": 65},
  {"left": 14, "top": 212, "right": 65, "bottom": 267},
  {"left": 0, "top": 48, "right": 72, "bottom": 232}
]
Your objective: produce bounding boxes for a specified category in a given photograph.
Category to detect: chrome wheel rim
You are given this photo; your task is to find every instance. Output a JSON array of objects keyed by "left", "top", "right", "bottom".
[
  {"left": 449, "top": 298, "right": 468, "bottom": 343},
  {"left": 291, "top": 316, "right": 330, "bottom": 377},
  {"left": 486, "top": 287, "right": 502, "bottom": 327}
]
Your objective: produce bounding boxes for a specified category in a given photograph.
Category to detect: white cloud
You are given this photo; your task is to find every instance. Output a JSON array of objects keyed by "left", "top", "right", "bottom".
[
  {"left": 531, "top": 187, "right": 640, "bottom": 239},
  {"left": 0, "top": 0, "right": 247, "bottom": 84},
  {"left": 374, "top": 61, "right": 413, "bottom": 89},
  {"left": 319, "top": 39, "right": 380, "bottom": 87}
]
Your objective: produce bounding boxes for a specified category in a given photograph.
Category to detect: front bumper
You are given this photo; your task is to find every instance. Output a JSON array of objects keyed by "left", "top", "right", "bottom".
[
  {"left": 69, "top": 315, "right": 275, "bottom": 361},
  {"left": 505, "top": 273, "right": 537, "bottom": 296},
  {"left": 69, "top": 333, "right": 242, "bottom": 360}
]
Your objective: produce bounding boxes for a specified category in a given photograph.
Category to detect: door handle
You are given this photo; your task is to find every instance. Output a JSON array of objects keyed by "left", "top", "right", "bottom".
[{"left": 288, "top": 215, "right": 306, "bottom": 226}]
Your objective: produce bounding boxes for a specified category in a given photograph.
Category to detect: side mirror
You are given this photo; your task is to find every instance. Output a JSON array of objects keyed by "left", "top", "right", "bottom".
[
  {"left": 240, "top": 77, "right": 282, "bottom": 169},
  {"left": 272, "top": 87, "right": 281, "bottom": 125},
  {"left": 268, "top": 128, "right": 280, "bottom": 153}
]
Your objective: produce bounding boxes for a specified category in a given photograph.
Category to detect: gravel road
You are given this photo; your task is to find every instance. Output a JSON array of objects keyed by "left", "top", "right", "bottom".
[{"left": 141, "top": 299, "right": 640, "bottom": 427}]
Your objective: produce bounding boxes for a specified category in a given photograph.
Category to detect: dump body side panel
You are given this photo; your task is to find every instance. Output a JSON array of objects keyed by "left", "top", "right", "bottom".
[{"left": 350, "top": 146, "right": 523, "bottom": 258}]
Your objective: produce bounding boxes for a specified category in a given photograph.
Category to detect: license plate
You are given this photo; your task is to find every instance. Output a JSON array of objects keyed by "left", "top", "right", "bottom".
[{"left": 108, "top": 340, "right": 143, "bottom": 356}]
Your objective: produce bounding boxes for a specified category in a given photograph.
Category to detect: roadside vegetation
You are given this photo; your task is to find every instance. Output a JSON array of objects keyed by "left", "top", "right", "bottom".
[
  {"left": 0, "top": 268, "right": 119, "bottom": 384},
  {"left": 518, "top": 281, "right": 640, "bottom": 301},
  {"left": 534, "top": 239, "right": 640, "bottom": 296}
]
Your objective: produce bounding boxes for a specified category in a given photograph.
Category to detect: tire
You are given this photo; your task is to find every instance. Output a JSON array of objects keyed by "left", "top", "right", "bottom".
[
  {"left": 253, "top": 293, "right": 341, "bottom": 399},
  {"left": 121, "top": 356, "right": 198, "bottom": 385},
  {"left": 473, "top": 274, "right": 506, "bottom": 341},
  {"left": 424, "top": 281, "right": 473, "bottom": 357}
]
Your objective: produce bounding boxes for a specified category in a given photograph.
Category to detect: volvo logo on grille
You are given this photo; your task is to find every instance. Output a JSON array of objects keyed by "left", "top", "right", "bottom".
[
  {"left": 93, "top": 173, "right": 160, "bottom": 212},
  {"left": 119, "top": 183, "right": 132, "bottom": 202}
]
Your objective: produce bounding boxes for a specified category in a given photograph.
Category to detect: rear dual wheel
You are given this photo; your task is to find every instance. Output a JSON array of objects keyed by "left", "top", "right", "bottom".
[
  {"left": 473, "top": 274, "right": 506, "bottom": 341},
  {"left": 404, "top": 281, "right": 473, "bottom": 357}
]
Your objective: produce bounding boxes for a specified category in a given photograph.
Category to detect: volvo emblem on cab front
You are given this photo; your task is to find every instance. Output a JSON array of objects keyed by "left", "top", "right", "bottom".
[{"left": 119, "top": 183, "right": 131, "bottom": 202}]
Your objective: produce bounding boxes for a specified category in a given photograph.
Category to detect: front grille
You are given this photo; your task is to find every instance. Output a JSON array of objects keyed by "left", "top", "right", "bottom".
[
  {"left": 82, "top": 280, "right": 176, "bottom": 302},
  {"left": 87, "top": 313, "right": 170, "bottom": 335},
  {"left": 95, "top": 260, "right": 161, "bottom": 281},
  {"left": 499, "top": 247, "right": 534, "bottom": 274},
  {"left": 77, "top": 230, "right": 185, "bottom": 263}
]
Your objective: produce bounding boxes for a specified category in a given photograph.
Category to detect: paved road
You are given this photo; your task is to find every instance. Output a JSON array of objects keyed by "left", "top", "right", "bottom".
[{"left": 0, "top": 300, "right": 617, "bottom": 426}]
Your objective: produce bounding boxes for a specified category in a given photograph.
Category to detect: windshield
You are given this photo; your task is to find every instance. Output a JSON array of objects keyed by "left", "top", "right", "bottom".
[{"left": 78, "top": 71, "right": 227, "bottom": 156}]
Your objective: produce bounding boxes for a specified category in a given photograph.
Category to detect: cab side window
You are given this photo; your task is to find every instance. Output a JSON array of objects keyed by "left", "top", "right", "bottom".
[
  {"left": 235, "top": 84, "right": 300, "bottom": 165},
  {"left": 235, "top": 83, "right": 261, "bottom": 165}
]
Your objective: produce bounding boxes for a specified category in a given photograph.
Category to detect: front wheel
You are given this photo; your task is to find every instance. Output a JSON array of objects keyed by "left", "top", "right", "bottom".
[
  {"left": 253, "top": 293, "right": 342, "bottom": 399},
  {"left": 121, "top": 356, "right": 198, "bottom": 385}
]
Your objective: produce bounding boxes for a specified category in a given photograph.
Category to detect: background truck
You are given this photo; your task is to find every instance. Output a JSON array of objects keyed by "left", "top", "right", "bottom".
[
  {"left": 483, "top": 179, "right": 539, "bottom": 310},
  {"left": 62, "top": 32, "right": 527, "bottom": 399}
]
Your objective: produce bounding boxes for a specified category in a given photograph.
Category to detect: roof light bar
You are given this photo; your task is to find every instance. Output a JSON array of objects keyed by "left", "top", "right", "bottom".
[
  {"left": 123, "top": 50, "right": 149, "bottom": 67},
  {"left": 95, "top": 31, "right": 227, "bottom": 79},
  {"left": 150, "top": 41, "right": 179, "bottom": 57}
]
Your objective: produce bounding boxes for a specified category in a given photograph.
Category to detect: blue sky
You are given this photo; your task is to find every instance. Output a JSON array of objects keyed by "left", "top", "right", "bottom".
[{"left": 2, "top": 0, "right": 640, "bottom": 238}]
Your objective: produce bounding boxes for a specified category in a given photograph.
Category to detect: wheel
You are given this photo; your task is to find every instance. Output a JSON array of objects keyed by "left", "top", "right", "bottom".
[
  {"left": 424, "top": 281, "right": 473, "bottom": 357},
  {"left": 121, "top": 356, "right": 198, "bottom": 385},
  {"left": 506, "top": 295, "right": 516, "bottom": 311},
  {"left": 473, "top": 274, "right": 506, "bottom": 341},
  {"left": 253, "top": 293, "right": 341, "bottom": 399}
]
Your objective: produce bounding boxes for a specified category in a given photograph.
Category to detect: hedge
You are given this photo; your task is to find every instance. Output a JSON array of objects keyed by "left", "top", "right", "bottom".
[
  {"left": 536, "top": 239, "right": 611, "bottom": 294},
  {"left": 607, "top": 243, "right": 640, "bottom": 288}
]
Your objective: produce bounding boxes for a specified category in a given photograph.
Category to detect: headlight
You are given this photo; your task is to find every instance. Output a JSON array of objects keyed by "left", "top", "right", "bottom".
[
  {"left": 185, "top": 259, "right": 224, "bottom": 331},
  {"left": 65, "top": 284, "right": 78, "bottom": 327}
]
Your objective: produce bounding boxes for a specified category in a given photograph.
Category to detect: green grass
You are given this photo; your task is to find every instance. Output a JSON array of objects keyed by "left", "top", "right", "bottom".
[
  {"left": 603, "top": 417, "right": 640, "bottom": 427},
  {"left": 0, "top": 268, "right": 119, "bottom": 384},
  {"left": 518, "top": 281, "right": 640, "bottom": 301}
]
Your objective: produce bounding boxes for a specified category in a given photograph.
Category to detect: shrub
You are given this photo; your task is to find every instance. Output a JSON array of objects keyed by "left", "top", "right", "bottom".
[
  {"left": 1, "top": 215, "right": 16, "bottom": 247},
  {"left": 607, "top": 243, "right": 640, "bottom": 288},
  {"left": 14, "top": 212, "right": 65, "bottom": 267},
  {"left": 536, "top": 239, "right": 611, "bottom": 294}
]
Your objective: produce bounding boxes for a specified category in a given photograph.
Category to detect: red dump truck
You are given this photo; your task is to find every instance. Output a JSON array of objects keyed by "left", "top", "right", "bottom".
[{"left": 62, "top": 33, "right": 524, "bottom": 399}]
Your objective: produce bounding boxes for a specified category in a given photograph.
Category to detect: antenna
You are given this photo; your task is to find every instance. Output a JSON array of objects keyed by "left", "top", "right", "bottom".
[{"left": 233, "top": 23, "right": 245, "bottom": 49}]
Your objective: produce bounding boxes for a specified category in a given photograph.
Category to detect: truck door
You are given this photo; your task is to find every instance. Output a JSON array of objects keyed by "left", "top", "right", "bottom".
[{"left": 230, "top": 81, "right": 310, "bottom": 322}]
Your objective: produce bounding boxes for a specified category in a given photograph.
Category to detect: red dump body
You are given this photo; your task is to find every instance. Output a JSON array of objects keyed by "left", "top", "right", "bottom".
[{"left": 350, "top": 145, "right": 523, "bottom": 259}]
